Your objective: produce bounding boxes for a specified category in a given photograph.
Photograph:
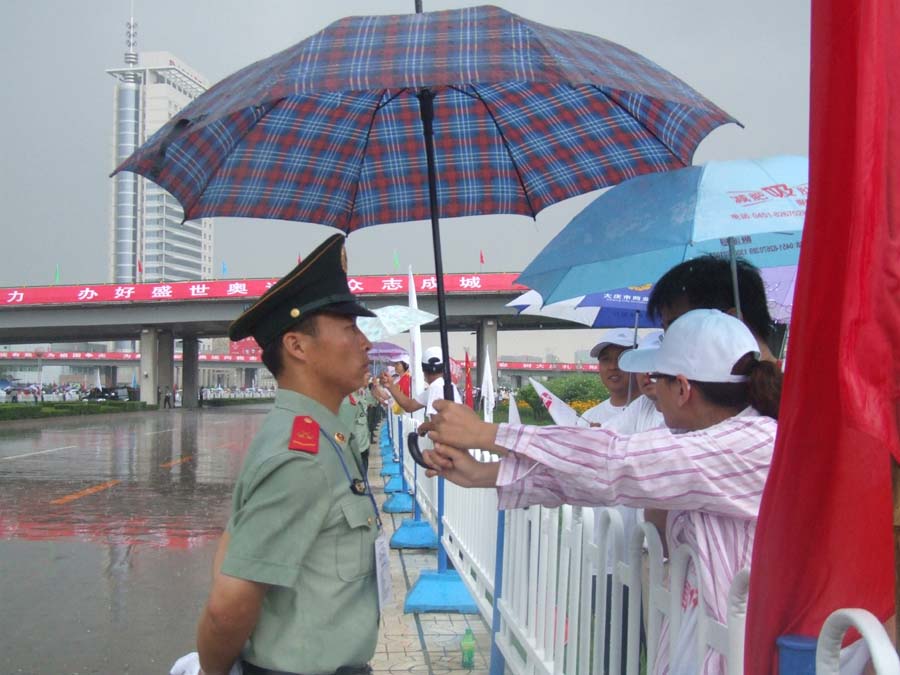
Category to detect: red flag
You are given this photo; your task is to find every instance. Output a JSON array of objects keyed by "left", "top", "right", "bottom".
[
  {"left": 479, "top": 250, "right": 485, "bottom": 265},
  {"left": 137, "top": 259, "right": 143, "bottom": 274},
  {"left": 464, "top": 352, "right": 474, "bottom": 409},
  {"left": 745, "top": 0, "right": 900, "bottom": 670}
]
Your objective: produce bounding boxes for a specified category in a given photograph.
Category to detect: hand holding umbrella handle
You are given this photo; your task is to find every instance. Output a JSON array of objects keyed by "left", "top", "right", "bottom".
[{"left": 406, "top": 432, "right": 432, "bottom": 469}]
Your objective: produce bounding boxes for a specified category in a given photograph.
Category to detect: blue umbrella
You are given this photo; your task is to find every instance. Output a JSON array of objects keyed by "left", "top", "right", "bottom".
[
  {"left": 508, "top": 288, "right": 659, "bottom": 328},
  {"left": 518, "top": 155, "right": 807, "bottom": 304}
]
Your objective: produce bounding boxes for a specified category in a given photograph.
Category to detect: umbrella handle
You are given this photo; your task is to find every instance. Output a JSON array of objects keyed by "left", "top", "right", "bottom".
[{"left": 406, "top": 432, "right": 432, "bottom": 469}]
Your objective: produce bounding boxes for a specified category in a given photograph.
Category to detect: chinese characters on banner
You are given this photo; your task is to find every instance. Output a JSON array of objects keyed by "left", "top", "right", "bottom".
[{"left": 1, "top": 274, "right": 525, "bottom": 307}]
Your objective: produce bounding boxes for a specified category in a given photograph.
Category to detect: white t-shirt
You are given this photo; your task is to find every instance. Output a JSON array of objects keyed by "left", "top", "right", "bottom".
[
  {"left": 581, "top": 398, "right": 628, "bottom": 425},
  {"left": 603, "top": 395, "right": 664, "bottom": 435},
  {"left": 414, "top": 377, "right": 462, "bottom": 416}
]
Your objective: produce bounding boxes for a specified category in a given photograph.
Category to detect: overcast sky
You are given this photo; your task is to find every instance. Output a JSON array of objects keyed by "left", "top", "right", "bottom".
[{"left": 0, "top": 0, "right": 810, "bottom": 359}]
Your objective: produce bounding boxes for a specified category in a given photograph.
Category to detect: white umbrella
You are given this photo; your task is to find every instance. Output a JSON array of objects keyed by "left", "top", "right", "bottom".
[{"left": 357, "top": 305, "right": 437, "bottom": 342}]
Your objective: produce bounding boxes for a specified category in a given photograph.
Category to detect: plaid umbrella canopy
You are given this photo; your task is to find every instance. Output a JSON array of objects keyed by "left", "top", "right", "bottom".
[{"left": 114, "top": 4, "right": 737, "bottom": 399}]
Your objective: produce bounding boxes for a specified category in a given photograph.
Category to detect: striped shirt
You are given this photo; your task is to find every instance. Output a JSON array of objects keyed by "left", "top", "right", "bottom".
[{"left": 494, "top": 407, "right": 776, "bottom": 674}]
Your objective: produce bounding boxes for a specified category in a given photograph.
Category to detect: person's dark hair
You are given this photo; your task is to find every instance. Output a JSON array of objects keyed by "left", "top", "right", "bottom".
[
  {"left": 689, "top": 353, "right": 783, "bottom": 419},
  {"left": 260, "top": 312, "right": 320, "bottom": 378},
  {"left": 648, "top": 255, "right": 773, "bottom": 340}
]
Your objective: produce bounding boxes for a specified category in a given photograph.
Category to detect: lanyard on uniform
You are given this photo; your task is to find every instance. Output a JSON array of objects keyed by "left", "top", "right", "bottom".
[{"left": 322, "top": 433, "right": 383, "bottom": 531}]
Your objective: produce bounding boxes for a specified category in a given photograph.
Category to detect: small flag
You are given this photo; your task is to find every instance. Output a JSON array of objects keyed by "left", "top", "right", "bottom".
[
  {"left": 297, "top": 254, "right": 302, "bottom": 264},
  {"left": 54, "top": 264, "right": 60, "bottom": 285},
  {"left": 479, "top": 250, "right": 485, "bottom": 265},
  {"left": 464, "top": 351, "right": 474, "bottom": 409},
  {"left": 392, "top": 250, "right": 401, "bottom": 271},
  {"left": 221, "top": 261, "right": 228, "bottom": 277},
  {"left": 137, "top": 259, "right": 143, "bottom": 274}
]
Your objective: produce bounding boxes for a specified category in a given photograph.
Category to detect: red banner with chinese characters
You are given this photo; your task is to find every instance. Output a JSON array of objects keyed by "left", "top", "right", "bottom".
[
  {"left": 0, "top": 351, "right": 596, "bottom": 372},
  {"left": 0, "top": 273, "right": 525, "bottom": 308}
]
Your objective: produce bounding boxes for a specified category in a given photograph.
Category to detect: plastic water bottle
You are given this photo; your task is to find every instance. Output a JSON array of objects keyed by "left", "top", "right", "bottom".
[{"left": 460, "top": 627, "right": 476, "bottom": 669}]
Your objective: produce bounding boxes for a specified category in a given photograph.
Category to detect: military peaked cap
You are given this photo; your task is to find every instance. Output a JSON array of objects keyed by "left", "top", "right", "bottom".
[{"left": 229, "top": 234, "right": 374, "bottom": 348}]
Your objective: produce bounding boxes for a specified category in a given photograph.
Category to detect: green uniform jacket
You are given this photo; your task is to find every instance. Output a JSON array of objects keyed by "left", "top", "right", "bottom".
[{"left": 222, "top": 389, "right": 379, "bottom": 674}]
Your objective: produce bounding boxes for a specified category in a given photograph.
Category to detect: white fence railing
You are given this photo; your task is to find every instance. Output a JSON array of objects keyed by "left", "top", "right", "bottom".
[{"left": 383, "top": 414, "right": 891, "bottom": 674}]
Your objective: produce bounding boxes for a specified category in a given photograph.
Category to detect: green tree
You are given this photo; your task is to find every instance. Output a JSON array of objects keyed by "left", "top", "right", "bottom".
[{"left": 515, "top": 374, "right": 608, "bottom": 420}]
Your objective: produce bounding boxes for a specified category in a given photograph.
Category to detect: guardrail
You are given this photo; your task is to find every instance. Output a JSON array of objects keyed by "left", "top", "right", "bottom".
[{"left": 385, "top": 412, "right": 891, "bottom": 674}]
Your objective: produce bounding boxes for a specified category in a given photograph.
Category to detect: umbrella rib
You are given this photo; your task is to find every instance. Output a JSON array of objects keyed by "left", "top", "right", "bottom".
[
  {"left": 587, "top": 85, "right": 694, "bottom": 168},
  {"left": 179, "top": 101, "right": 282, "bottom": 221},
  {"left": 449, "top": 84, "right": 538, "bottom": 219},
  {"left": 345, "top": 88, "right": 408, "bottom": 231}
]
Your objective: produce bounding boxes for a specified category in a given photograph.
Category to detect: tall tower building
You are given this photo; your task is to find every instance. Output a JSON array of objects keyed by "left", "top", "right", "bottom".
[{"left": 106, "top": 18, "right": 214, "bottom": 284}]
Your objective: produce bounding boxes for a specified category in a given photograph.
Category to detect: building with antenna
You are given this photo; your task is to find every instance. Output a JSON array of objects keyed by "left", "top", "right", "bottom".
[{"left": 106, "top": 18, "right": 214, "bottom": 284}]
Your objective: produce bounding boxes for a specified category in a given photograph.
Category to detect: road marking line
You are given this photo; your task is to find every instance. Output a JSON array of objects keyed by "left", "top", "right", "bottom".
[
  {"left": 0, "top": 445, "right": 78, "bottom": 462},
  {"left": 160, "top": 456, "right": 193, "bottom": 468},
  {"left": 145, "top": 428, "right": 175, "bottom": 435},
  {"left": 50, "top": 480, "right": 121, "bottom": 505}
]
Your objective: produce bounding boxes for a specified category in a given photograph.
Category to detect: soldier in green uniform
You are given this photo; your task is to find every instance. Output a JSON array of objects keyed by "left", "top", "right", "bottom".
[
  {"left": 339, "top": 376, "right": 376, "bottom": 472},
  {"left": 196, "top": 234, "right": 383, "bottom": 675}
]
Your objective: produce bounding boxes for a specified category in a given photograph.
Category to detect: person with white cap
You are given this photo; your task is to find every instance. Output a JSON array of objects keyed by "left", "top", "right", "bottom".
[
  {"left": 419, "top": 309, "right": 783, "bottom": 675},
  {"left": 380, "top": 345, "right": 461, "bottom": 416},
  {"left": 581, "top": 327, "right": 641, "bottom": 425}
]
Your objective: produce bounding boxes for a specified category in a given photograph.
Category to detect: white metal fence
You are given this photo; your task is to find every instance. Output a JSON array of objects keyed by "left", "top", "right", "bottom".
[{"left": 386, "top": 413, "right": 896, "bottom": 674}]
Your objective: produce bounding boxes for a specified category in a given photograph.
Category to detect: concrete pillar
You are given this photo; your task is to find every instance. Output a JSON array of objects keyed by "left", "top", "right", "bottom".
[
  {"left": 182, "top": 337, "right": 199, "bottom": 409},
  {"left": 476, "top": 318, "right": 499, "bottom": 395},
  {"left": 109, "top": 366, "right": 118, "bottom": 387},
  {"left": 139, "top": 328, "right": 159, "bottom": 406},
  {"left": 158, "top": 331, "right": 175, "bottom": 408}
]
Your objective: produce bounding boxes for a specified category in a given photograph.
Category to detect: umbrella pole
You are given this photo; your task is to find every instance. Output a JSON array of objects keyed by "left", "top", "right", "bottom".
[
  {"left": 416, "top": 87, "right": 464, "bottom": 586},
  {"left": 727, "top": 237, "right": 743, "bottom": 320},
  {"left": 627, "top": 310, "right": 639, "bottom": 402},
  {"left": 417, "top": 87, "right": 454, "bottom": 404}
]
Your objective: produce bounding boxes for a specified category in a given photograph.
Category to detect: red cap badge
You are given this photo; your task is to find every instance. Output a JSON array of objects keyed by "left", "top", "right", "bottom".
[{"left": 289, "top": 416, "right": 320, "bottom": 454}]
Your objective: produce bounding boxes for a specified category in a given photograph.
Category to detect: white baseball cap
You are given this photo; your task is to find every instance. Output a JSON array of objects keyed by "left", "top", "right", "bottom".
[
  {"left": 422, "top": 346, "right": 444, "bottom": 370},
  {"left": 589, "top": 327, "right": 637, "bottom": 358},
  {"left": 393, "top": 353, "right": 410, "bottom": 365},
  {"left": 619, "top": 309, "right": 759, "bottom": 383},
  {"left": 637, "top": 330, "right": 664, "bottom": 351}
]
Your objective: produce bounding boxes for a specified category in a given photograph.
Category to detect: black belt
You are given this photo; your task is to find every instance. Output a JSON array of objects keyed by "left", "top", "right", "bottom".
[{"left": 241, "top": 661, "right": 372, "bottom": 675}]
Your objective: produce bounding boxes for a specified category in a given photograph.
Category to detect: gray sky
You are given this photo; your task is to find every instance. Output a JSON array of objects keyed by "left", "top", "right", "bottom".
[{"left": 0, "top": 0, "right": 810, "bottom": 359}]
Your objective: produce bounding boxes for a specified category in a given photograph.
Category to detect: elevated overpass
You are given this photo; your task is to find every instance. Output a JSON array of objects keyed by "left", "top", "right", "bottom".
[{"left": 0, "top": 273, "right": 605, "bottom": 407}]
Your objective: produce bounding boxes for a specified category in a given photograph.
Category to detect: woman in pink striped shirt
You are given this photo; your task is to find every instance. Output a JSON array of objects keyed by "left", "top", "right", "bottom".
[{"left": 422, "top": 309, "right": 783, "bottom": 675}]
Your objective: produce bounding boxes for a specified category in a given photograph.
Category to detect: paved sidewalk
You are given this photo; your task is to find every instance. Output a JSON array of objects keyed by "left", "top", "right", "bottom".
[{"left": 368, "top": 437, "right": 493, "bottom": 675}]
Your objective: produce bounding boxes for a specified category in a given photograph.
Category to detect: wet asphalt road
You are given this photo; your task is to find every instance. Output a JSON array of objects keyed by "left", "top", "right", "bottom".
[{"left": 0, "top": 405, "right": 269, "bottom": 674}]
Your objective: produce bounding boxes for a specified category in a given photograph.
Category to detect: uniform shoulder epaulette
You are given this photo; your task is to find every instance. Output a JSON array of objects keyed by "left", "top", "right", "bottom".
[{"left": 289, "top": 415, "right": 320, "bottom": 454}]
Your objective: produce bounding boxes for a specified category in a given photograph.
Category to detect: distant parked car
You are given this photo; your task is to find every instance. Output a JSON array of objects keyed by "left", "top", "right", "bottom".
[{"left": 81, "top": 387, "right": 121, "bottom": 402}]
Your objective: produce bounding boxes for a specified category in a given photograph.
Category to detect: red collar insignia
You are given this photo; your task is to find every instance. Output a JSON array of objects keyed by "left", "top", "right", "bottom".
[{"left": 289, "top": 416, "right": 319, "bottom": 454}]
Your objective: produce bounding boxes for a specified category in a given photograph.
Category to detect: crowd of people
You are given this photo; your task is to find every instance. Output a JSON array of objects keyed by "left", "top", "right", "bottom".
[{"left": 168, "top": 236, "right": 877, "bottom": 675}]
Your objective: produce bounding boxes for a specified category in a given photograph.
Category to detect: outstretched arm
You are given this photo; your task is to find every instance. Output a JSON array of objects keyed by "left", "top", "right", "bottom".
[{"left": 380, "top": 373, "right": 423, "bottom": 413}]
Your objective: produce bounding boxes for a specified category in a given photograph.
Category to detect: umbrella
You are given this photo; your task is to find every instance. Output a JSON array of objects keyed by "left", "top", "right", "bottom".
[
  {"left": 357, "top": 305, "right": 437, "bottom": 342},
  {"left": 518, "top": 155, "right": 807, "bottom": 305},
  {"left": 573, "top": 264, "right": 799, "bottom": 323},
  {"left": 113, "top": 4, "right": 737, "bottom": 402},
  {"left": 367, "top": 342, "right": 409, "bottom": 363},
  {"left": 507, "top": 287, "right": 659, "bottom": 328}
]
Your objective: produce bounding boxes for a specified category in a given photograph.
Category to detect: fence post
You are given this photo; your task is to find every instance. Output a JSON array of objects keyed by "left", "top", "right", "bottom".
[
  {"left": 488, "top": 509, "right": 506, "bottom": 675},
  {"left": 389, "top": 415, "right": 437, "bottom": 549},
  {"left": 383, "top": 415, "right": 412, "bottom": 511}
]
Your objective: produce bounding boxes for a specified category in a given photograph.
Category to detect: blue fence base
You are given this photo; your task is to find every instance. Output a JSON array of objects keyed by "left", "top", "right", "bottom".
[
  {"left": 404, "top": 570, "right": 479, "bottom": 614},
  {"left": 390, "top": 519, "right": 438, "bottom": 549},
  {"left": 776, "top": 635, "right": 817, "bottom": 674},
  {"left": 384, "top": 475, "right": 404, "bottom": 493},
  {"left": 380, "top": 463, "right": 401, "bottom": 477},
  {"left": 383, "top": 492, "right": 414, "bottom": 513}
]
